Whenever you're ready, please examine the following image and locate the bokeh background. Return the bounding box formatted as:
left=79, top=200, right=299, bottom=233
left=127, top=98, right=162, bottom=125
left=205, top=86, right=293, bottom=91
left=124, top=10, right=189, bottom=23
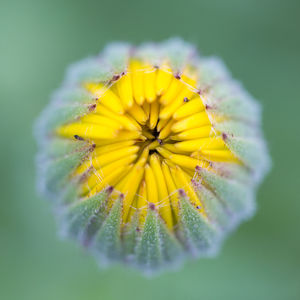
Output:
left=1, top=0, right=299, bottom=299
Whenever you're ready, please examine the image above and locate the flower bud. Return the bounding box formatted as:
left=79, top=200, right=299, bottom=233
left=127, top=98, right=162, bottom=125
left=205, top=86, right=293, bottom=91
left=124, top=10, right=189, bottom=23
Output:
left=35, top=38, right=271, bottom=275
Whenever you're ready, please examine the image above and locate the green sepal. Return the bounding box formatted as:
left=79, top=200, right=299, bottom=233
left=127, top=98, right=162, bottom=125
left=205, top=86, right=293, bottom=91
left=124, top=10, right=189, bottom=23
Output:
left=60, top=191, right=108, bottom=239
left=122, top=210, right=141, bottom=262
left=81, top=194, right=110, bottom=246
left=91, top=196, right=123, bottom=263
left=197, top=167, right=255, bottom=217
left=206, top=91, right=261, bottom=125
left=135, top=208, right=184, bottom=274
left=54, top=178, right=80, bottom=206
left=65, top=57, right=113, bottom=85
left=193, top=182, right=231, bottom=231
left=178, top=195, right=219, bottom=256
left=41, top=138, right=89, bottom=159
left=209, top=161, right=251, bottom=185
left=54, top=88, right=94, bottom=105
left=214, top=120, right=260, bottom=139
left=40, top=102, right=90, bottom=136
left=102, top=42, right=131, bottom=74
left=225, top=135, right=271, bottom=183
left=135, top=43, right=163, bottom=67
left=162, top=38, right=195, bottom=73
left=196, top=57, right=229, bottom=86
left=34, top=88, right=95, bottom=144
left=136, top=209, right=162, bottom=273
left=36, top=139, right=90, bottom=205
left=37, top=149, right=87, bottom=197
left=157, top=219, right=184, bottom=268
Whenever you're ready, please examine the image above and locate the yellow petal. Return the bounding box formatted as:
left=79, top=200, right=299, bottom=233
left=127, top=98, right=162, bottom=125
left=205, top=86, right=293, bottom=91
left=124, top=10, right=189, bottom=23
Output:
left=80, top=154, right=137, bottom=194
left=150, top=154, right=173, bottom=228
left=91, top=145, right=140, bottom=168
left=116, top=130, right=145, bottom=141
left=148, top=140, right=160, bottom=150
left=93, top=140, right=135, bottom=155
left=159, top=84, right=197, bottom=120
left=171, top=111, right=210, bottom=133
left=192, top=149, right=239, bottom=162
left=122, top=165, right=145, bottom=223
left=158, top=119, right=175, bottom=140
left=175, top=136, right=226, bottom=152
left=170, top=125, right=213, bottom=141
left=161, top=162, right=179, bottom=220
left=95, top=104, right=140, bottom=131
left=80, top=114, right=123, bottom=130
left=117, top=73, right=134, bottom=109
left=161, top=143, right=189, bottom=154
left=157, top=118, right=169, bottom=132
left=149, top=100, right=160, bottom=130
left=171, top=166, right=204, bottom=213
left=56, top=123, right=118, bottom=140
left=85, top=83, right=124, bottom=114
left=144, top=66, right=157, bottom=103
left=145, top=164, right=158, bottom=206
left=92, top=131, right=143, bottom=146
left=128, top=102, right=148, bottom=124
left=155, top=66, right=173, bottom=96
left=173, top=96, right=205, bottom=120
left=137, top=180, right=148, bottom=226
left=130, top=60, right=144, bottom=105
left=157, top=147, right=208, bottom=170
left=160, top=77, right=184, bottom=105
left=87, top=164, right=131, bottom=198
left=142, top=101, right=150, bottom=120
left=139, top=146, right=149, bottom=163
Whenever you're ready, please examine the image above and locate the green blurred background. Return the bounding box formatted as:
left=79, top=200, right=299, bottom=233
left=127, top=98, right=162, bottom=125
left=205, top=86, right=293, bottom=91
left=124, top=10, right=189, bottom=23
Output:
left=1, top=0, right=299, bottom=299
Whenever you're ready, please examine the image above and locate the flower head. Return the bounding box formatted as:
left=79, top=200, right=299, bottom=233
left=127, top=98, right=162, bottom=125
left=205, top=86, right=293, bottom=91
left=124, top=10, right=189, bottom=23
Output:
left=35, top=39, right=270, bottom=275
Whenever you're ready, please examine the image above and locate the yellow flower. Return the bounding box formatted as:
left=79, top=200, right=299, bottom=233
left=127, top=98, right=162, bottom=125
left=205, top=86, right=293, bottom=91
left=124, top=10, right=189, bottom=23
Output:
left=35, top=39, right=270, bottom=275
left=57, top=61, right=238, bottom=228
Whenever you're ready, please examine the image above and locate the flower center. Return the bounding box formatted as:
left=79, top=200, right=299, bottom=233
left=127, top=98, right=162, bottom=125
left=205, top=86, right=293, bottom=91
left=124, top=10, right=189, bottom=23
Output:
left=56, top=61, right=238, bottom=229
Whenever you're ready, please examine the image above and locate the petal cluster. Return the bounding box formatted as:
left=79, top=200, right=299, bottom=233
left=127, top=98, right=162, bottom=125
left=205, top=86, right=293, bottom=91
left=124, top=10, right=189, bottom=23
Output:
left=35, top=39, right=270, bottom=275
